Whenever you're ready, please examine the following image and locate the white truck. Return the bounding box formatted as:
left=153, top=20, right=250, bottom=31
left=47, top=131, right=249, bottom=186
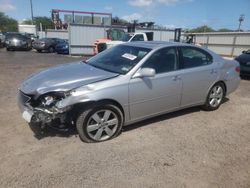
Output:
left=18, top=24, right=38, bottom=41
left=93, top=29, right=153, bottom=54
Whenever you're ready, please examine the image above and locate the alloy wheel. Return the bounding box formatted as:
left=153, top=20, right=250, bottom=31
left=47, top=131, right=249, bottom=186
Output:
left=209, top=85, right=223, bottom=108
left=86, top=110, right=118, bottom=141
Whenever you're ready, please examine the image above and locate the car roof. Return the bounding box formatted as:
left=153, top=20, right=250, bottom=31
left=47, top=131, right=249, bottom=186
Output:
left=121, top=41, right=196, bottom=49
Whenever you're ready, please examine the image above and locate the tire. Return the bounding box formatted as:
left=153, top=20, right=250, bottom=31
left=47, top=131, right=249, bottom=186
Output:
left=76, top=103, right=124, bottom=143
left=203, top=82, right=225, bottom=111
left=37, top=49, right=42, bottom=53
left=6, top=48, right=10, bottom=51
left=48, top=46, right=54, bottom=53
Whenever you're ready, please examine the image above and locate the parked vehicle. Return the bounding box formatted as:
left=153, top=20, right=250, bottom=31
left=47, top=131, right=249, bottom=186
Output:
left=25, top=33, right=38, bottom=42
left=32, top=38, right=66, bottom=53
left=55, top=40, right=69, bottom=54
left=5, top=33, right=32, bottom=51
left=93, top=28, right=153, bottom=54
left=18, top=42, right=240, bottom=142
left=18, top=24, right=37, bottom=37
left=235, top=49, right=250, bottom=76
left=0, top=32, right=5, bottom=47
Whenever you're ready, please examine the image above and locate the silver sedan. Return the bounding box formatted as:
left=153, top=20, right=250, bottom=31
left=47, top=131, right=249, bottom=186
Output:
left=18, top=41, right=240, bottom=142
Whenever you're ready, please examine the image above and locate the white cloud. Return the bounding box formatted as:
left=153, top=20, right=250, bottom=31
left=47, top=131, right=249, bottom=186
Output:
left=0, top=0, right=16, bottom=12
left=128, top=0, right=153, bottom=7
left=104, top=5, right=113, bottom=11
left=122, top=13, right=143, bottom=22
left=128, top=0, right=193, bottom=7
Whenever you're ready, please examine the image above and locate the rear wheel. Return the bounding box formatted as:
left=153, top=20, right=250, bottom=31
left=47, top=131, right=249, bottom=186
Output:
left=203, top=82, right=225, bottom=111
left=76, top=103, right=123, bottom=143
left=37, top=49, right=42, bottom=53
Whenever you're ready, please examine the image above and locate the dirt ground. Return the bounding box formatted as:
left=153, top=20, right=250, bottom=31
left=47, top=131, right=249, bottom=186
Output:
left=0, top=49, right=249, bottom=188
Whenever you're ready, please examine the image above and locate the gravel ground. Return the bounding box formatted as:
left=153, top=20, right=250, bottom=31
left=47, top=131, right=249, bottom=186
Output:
left=0, top=49, right=249, bottom=188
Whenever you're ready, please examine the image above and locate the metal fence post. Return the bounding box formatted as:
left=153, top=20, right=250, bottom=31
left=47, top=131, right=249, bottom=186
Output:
left=69, top=24, right=71, bottom=55
left=231, top=34, right=237, bottom=57
left=206, top=35, right=209, bottom=48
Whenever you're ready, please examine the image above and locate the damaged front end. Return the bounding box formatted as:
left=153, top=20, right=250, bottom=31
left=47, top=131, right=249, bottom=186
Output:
left=18, top=90, right=73, bottom=132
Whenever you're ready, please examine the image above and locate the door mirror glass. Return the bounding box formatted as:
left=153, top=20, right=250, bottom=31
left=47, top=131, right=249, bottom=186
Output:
left=133, top=68, right=155, bottom=78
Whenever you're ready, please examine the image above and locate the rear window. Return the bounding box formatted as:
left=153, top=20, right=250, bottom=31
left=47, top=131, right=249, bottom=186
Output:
left=6, top=34, right=29, bottom=40
left=180, top=47, right=213, bottom=69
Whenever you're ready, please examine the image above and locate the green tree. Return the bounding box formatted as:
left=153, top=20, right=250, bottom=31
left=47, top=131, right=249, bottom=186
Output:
left=112, top=16, right=128, bottom=25
left=189, top=25, right=215, bottom=33
left=217, top=28, right=233, bottom=32
left=22, top=19, right=32, bottom=25
left=0, top=12, right=18, bottom=32
left=22, top=16, right=54, bottom=31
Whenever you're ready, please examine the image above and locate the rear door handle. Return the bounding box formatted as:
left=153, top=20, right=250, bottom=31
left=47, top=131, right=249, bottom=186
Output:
left=211, top=69, right=218, bottom=74
left=172, top=75, right=181, bottom=81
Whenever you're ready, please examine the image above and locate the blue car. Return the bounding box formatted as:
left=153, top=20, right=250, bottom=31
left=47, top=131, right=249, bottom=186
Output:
left=55, top=41, right=69, bottom=54
left=235, top=49, right=250, bottom=76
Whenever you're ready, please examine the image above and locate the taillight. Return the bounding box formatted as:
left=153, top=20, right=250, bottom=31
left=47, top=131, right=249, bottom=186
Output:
left=235, top=66, right=240, bottom=73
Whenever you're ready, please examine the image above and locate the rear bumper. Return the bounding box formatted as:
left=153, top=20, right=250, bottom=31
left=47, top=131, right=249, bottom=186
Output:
left=55, top=48, right=69, bottom=54
left=33, top=45, right=47, bottom=50
left=6, top=43, right=28, bottom=49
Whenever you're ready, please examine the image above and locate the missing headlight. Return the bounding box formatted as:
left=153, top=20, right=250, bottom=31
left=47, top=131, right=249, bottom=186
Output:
left=43, top=96, right=54, bottom=106
left=39, top=92, right=66, bottom=107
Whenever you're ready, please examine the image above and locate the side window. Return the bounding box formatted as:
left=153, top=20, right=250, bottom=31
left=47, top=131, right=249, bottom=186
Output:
left=142, top=48, right=178, bottom=74
left=131, top=34, right=144, bottom=41
left=53, top=38, right=59, bottom=43
left=180, top=47, right=212, bottom=69
left=58, top=39, right=63, bottom=43
left=50, top=38, right=56, bottom=43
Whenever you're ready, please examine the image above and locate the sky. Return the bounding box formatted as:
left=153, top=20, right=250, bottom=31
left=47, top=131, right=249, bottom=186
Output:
left=0, top=0, right=250, bottom=30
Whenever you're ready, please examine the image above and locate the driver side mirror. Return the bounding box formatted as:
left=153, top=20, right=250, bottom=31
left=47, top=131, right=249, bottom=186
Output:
left=242, top=50, right=246, bottom=54
left=133, top=68, right=155, bottom=78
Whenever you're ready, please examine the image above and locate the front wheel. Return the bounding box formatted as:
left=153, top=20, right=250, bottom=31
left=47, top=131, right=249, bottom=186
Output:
left=76, top=103, right=123, bottom=143
left=203, top=82, right=225, bottom=111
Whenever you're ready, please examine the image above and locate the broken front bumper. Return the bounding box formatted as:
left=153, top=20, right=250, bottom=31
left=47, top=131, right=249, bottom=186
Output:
left=17, top=90, right=70, bottom=124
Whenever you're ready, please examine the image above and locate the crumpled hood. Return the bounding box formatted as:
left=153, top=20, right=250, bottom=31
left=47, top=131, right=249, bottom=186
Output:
left=20, top=62, right=118, bottom=95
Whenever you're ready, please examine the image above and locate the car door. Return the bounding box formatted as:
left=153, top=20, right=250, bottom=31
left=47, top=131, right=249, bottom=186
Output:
left=129, top=47, right=182, bottom=121
left=177, top=46, right=218, bottom=107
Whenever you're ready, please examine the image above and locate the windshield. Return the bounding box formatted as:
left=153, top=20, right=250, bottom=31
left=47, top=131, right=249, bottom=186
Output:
left=87, top=45, right=151, bottom=74
left=122, top=34, right=132, bottom=42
